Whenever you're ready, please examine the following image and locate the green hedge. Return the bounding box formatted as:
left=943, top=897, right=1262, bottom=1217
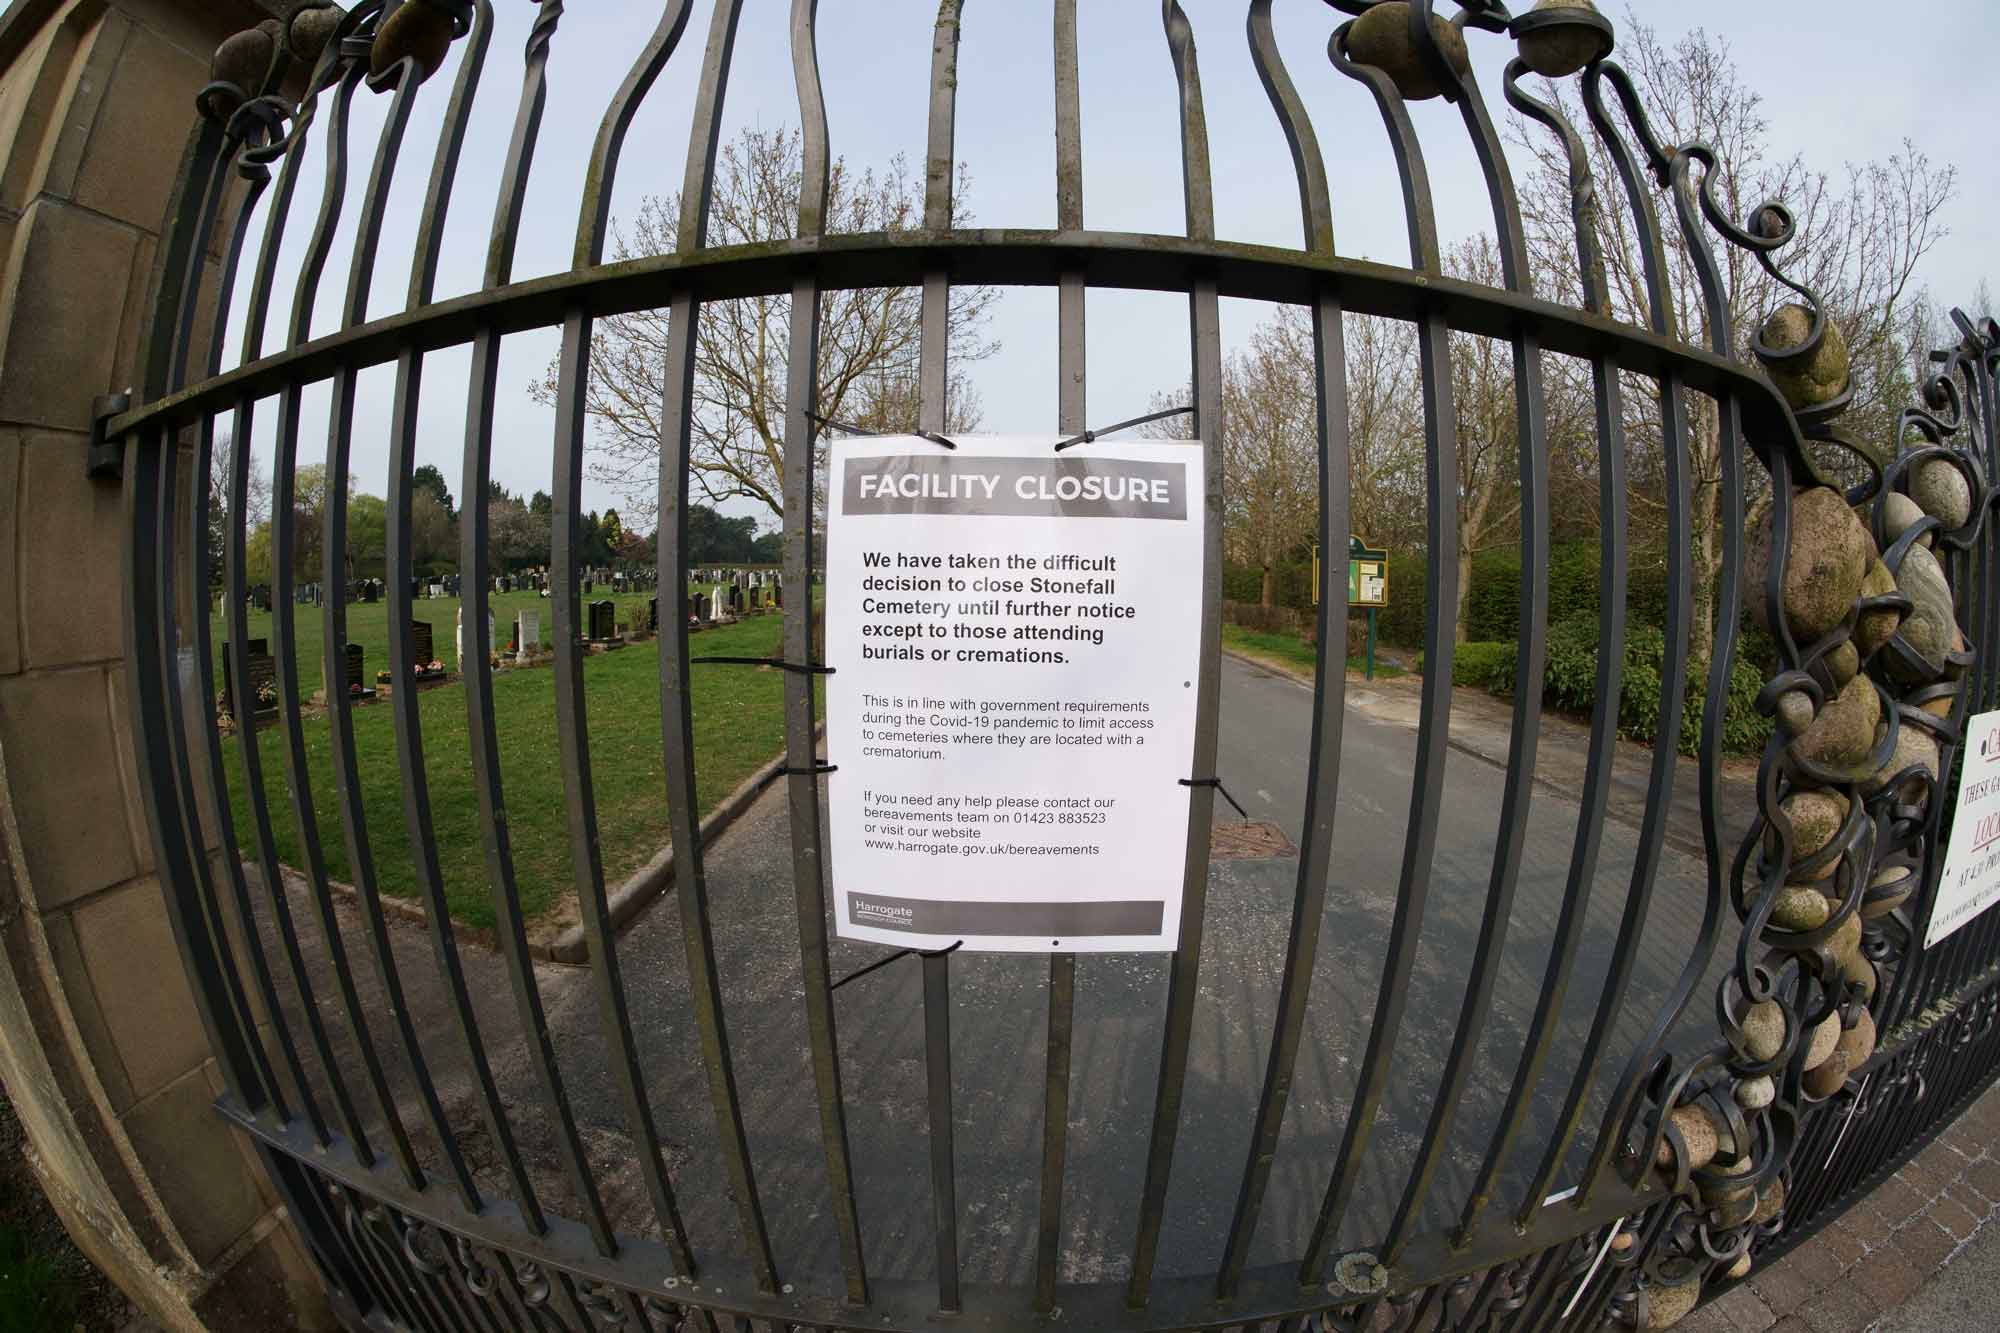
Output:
left=1538, top=612, right=1771, bottom=756
left=1222, top=559, right=1316, bottom=611
left=1378, top=540, right=1675, bottom=652
left=1463, top=542, right=1673, bottom=643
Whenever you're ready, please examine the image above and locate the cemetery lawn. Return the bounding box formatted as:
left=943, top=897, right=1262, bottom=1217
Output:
left=218, top=609, right=805, bottom=933
left=210, top=587, right=702, bottom=687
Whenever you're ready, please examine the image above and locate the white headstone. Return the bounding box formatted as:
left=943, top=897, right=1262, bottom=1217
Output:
left=516, top=610, right=540, bottom=661
left=457, top=606, right=495, bottom=663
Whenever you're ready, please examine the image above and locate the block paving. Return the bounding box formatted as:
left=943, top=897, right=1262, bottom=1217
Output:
left=1678, top=1077, right=2000, bottom=1333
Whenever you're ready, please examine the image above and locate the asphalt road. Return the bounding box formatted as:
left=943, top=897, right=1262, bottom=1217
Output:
left=254, top=651, right=1746, bottom=1304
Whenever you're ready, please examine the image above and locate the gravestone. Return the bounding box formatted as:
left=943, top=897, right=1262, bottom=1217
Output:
left=731, top=584, right=745, bottom=615
left=344, top=643, right=375, bottom=701
left=221, top=640, right=278, bottom=719
left=696, top=592, right=712, bottom=625
left=648, top=597, right=659, bottom=632
left=588, top=600, right=619, bottom=643
left=516, top=610, right=540, bottom=662
left=411, top=620, right=444, bottom=679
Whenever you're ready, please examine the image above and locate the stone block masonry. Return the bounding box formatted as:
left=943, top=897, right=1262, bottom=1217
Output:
left=0, top=0, right=332, bottom=1328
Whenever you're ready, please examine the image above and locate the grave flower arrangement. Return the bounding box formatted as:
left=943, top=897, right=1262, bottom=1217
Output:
left=254, top=682, right=278, bottom=708
left=375, top=669, right=392, bottom=685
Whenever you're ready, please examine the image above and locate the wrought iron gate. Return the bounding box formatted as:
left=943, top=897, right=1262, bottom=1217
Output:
left=107, top=0, right=2000, bottom=1329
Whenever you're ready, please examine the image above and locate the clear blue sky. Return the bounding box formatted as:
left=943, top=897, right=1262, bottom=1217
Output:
left=231, top=1, right=2000, bottom=533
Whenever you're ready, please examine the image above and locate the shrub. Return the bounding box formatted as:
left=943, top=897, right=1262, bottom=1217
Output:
left=1536, top=611, right=1772, bottom=756
left=1452, top=641, right=1518, bottom=692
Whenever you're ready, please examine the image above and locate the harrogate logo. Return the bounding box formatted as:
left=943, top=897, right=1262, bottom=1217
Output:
left=852, top=897, right=915, bottom=925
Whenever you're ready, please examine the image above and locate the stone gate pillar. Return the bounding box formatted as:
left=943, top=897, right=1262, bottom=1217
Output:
left=0, top=1, right=331, bottom=1327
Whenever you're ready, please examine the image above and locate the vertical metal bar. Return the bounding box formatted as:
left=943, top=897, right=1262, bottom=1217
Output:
left=383, top=0, right=549, bottom=1231
left=267, top=60, right=423, bottom=1186
left=459, top=0, right=621, bottom=1255
left=1382, top=43, right=1552, bottom=1264
left=1218, top=3, right=1349, bottom=1296
left=548, top=0, right=700, bottom=1279
left=140, top=126, right=278, bottom=1131
left=1036, top=945, right=1075, bottom=1314
left=1551, top=80, right=1742, bottom=1216
left=170, top=121, right=293, bottom=1128
left=262, top=61, right=380, bottom=1161
left=915, top=3, right=963, bottom=1312
left=922, top=951, right=960, bottom=1314
left=320, top=56, right=483, bottom=1209
left=162, top=417, right=279, bottom=1114
left=1582, top=396, right=1737, bottom=1209
left=780, top=0, right=869, bottom=1306
left=652, top=0, right=781, bottom=1293
left=1300, top=20, right=1461, bottom=1281
left=122, top=409, right=270, bottom=1108
left=226, top=397, right=336, bottom=1147
left=163, top=122, right=235, bottom=397
left=1038, top=3, right=1083, bottom=1310
left=219, top=33, right=359, bottom=1155
left=1129, top=1, right=1226, bottom=1307
left=1523, top=374, right=1689, bottom=1219
left=1456, top=61, right=1666, bottom=1240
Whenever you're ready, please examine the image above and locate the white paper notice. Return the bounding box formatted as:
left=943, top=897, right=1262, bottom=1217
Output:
left=1927, top=710, right=2000, bottom=948
left=825, top=435, right=1205, bottom=953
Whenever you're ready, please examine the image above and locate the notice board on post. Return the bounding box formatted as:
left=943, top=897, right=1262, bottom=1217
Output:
left=824, top=435, right=1205, bottom=953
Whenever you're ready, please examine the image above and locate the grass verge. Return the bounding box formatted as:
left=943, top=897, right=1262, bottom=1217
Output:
left=1220, top=624, right=1405, bottom=680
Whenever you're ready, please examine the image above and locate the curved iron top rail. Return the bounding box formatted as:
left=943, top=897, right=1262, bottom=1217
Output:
left=112, top=228, right=1812, bottom=469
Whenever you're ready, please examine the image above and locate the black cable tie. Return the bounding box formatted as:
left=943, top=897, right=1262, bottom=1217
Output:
left=1054, top=404, right=1195, bottom=452
left=829, top=939, right=964, bottom=991
left=805, top=410, right=957, bottom=450
left=805, top=409, right=877, bottom=437
left=1181, top=776, right=1249, bottom=819
left=780, top=762, right=838, bottom=777
left=690, top=655, right=835, bottom=675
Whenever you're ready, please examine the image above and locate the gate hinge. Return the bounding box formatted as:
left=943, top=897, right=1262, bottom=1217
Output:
left=87, top=392, right=130, bottom=483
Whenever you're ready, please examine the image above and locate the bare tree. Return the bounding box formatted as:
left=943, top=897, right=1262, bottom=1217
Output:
left=1217, top=308, right=1320, bottom=605
left=1509, top=9, right=1956, bottom=663
left=206, top=430, right=270, bottom=588
left=537, top=126, right=1000, bottom=527
left=1446, top=237, right=1526, bottom=643
left=1345, top=313, right=1426, bottom=551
